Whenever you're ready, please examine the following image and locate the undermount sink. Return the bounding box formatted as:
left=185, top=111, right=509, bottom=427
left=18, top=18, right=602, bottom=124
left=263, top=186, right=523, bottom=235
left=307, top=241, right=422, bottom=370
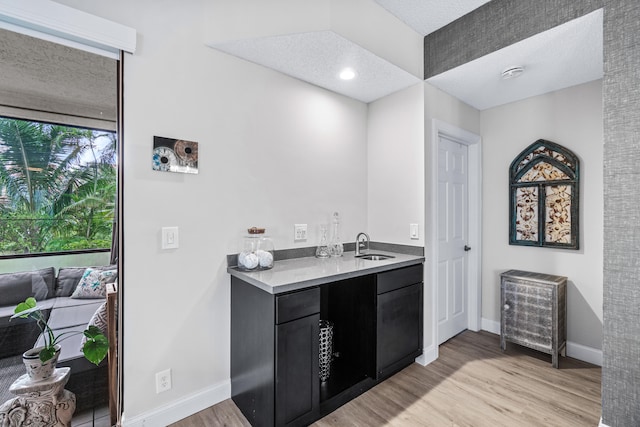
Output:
left=356, top=254, right=395, bottom=261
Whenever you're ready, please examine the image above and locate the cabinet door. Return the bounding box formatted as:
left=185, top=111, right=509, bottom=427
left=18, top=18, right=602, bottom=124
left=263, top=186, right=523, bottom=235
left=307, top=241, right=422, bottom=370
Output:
left=501, top=279, right=553, bottom=350
left=275, top=313, right=320, bottom=426
left=376, top=283, right=423, bottom=379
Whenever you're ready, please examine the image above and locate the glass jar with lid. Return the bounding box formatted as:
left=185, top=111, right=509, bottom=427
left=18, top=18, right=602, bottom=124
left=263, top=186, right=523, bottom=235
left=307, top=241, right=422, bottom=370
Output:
left=238, top=227, right=275, bottom=271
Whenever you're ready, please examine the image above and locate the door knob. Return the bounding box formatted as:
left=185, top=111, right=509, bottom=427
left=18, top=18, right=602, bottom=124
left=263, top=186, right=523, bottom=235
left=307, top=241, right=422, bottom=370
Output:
left=464, top=245, right=471, bottom=252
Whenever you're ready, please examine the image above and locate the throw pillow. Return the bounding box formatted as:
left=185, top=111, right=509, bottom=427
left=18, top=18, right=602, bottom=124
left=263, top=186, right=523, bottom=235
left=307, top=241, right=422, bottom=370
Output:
left=70, top=268, right=118, bottom=299
left=80, top=302, right=108, bottom=349
left=56, top=265, right=117, bottom=297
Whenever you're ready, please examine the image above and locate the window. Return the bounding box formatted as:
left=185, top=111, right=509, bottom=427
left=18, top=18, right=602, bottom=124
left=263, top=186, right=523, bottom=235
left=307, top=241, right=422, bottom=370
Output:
left=0, top=118, right=116, bottom=255
left=509, top=139, right=579, bottom=249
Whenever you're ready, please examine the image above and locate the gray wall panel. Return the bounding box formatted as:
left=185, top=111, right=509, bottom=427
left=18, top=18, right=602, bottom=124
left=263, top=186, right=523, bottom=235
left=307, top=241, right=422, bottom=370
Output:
left=424, top=0, right=640, bottom=425
left=424, top=0, right=602, bottom=79
left=603, top=0, right=640, bottom=425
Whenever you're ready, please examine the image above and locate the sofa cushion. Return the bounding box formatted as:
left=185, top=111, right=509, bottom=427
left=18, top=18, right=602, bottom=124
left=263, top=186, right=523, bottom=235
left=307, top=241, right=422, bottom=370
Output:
left=56, top=267, right=88, bottom=297
left=0, top=267, right=55, bottom=306
left=46, top=298, right=104, bottom=330
left=56, top=265, right=117, bottom=297
left=0, top=278, right=30, bottom=307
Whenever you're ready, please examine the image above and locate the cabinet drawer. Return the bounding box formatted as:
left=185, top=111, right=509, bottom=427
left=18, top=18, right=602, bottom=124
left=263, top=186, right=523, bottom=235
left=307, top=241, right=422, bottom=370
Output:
left=377, top=264, right=423, bottom=294
left=276, top=287, right=320, bottom=324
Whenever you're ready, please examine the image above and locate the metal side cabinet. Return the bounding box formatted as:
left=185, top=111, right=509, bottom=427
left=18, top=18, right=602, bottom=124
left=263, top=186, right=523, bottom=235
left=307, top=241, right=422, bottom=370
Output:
left=500, top=270, right=567, bottom=368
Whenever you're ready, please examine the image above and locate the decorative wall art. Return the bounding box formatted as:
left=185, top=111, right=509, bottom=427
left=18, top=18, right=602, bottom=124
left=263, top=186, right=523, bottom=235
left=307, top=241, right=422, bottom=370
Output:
left=152, top=136, right=198, bottom=174
left=509, top=139, right=579, bottom=249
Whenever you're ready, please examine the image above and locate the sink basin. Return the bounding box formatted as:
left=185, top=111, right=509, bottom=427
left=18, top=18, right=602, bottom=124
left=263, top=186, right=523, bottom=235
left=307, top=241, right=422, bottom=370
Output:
left=356, top=254, right=395, bottom=261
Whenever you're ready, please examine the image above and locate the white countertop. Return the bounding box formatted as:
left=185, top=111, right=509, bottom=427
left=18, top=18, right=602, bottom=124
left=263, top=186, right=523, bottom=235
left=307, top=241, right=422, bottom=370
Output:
left=227, top=250, right=424, bottom=294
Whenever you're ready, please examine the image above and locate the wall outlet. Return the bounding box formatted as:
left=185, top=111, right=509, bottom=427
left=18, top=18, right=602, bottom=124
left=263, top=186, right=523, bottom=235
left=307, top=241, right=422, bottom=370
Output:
left=294, top=224, right=307, bottom=241
left=410, top=223, right=419, bottom=240
left=155, top=368, right=172, bottom=393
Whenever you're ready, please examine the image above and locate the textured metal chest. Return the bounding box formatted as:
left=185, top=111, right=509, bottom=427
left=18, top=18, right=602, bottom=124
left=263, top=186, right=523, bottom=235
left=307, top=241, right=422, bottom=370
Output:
left=500, top=270, right=567, bottom=368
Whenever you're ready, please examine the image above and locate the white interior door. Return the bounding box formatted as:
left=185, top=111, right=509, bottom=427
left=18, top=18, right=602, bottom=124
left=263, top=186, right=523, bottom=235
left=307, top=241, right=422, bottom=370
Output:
left=437, top=135, right=469, bottom=344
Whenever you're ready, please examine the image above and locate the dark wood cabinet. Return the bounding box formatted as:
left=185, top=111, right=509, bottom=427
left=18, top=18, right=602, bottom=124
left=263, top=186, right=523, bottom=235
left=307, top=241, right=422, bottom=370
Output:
left=231, top=278, right=320, bottom=427
left=231, top=262, right=423, bottom=427
left=376, top=264, right=423, bottom=379
left=275, top=313, right=320, bottom=426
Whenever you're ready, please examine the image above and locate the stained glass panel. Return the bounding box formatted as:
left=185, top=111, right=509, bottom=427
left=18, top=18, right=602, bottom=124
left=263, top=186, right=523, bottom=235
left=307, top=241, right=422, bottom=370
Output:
left=516, top=187, right=539, bottom=242
left=515, top=145, right=573, bottom=173
left=545, top=185, right=572, bottom=244
left=518, top=162, right=570, bottom=182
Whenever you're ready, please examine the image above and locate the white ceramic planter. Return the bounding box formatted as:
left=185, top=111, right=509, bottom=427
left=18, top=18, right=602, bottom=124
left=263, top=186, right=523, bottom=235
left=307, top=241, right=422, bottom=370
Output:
left=22, top=345, right=61, bottom=381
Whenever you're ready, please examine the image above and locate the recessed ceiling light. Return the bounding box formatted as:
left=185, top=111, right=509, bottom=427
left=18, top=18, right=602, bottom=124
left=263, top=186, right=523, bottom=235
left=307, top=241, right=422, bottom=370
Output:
left=339, top=68, right=356, bottom=80
left=501, top=66, right=525, bottom=80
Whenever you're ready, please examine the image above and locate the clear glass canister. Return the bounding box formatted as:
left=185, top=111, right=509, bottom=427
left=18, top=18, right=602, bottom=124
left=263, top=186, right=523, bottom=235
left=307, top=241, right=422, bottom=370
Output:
left=238, top=227, right=274, bottom=271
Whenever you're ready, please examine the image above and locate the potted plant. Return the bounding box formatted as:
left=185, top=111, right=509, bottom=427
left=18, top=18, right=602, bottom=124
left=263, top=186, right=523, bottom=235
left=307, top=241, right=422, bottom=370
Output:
left=11, top=297, right=109, bottom=381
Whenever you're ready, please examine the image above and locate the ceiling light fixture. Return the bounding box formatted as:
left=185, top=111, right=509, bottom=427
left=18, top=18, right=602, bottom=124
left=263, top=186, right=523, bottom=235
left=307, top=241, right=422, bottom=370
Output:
left=501, top=66, right=525, bottom=80
left=339, top=68, right=356, bottom=80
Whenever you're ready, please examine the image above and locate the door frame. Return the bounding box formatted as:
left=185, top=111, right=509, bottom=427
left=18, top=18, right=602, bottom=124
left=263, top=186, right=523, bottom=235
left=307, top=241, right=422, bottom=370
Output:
left=418, top=119, right=481, bottom=365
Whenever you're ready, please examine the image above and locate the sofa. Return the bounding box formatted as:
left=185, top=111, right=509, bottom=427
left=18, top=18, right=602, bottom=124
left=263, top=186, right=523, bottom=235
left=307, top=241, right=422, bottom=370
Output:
left=0, top=265, right=116, bottom=411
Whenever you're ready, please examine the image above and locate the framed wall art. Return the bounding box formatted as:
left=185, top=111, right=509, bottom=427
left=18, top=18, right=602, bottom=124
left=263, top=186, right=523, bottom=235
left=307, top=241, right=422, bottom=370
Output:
left=152, top=136, right=198, bottom=174
left=509, top=139, right=579, bottom=249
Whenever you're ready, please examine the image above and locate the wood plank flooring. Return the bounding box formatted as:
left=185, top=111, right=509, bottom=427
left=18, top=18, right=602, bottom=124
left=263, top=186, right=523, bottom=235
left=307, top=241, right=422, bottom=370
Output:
left=170, top=331, right=601, bottom=427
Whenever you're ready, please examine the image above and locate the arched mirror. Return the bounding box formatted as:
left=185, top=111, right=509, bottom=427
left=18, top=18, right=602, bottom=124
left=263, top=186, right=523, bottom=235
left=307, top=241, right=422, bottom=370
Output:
left=509, top=139, right=580, bottom=249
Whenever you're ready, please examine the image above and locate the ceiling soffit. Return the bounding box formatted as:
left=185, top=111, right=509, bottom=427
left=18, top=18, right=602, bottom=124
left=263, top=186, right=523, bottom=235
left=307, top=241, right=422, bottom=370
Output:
left=207, top=0, right=423, bottom=103
left=211, top=31, right=420, bottom=104
left=425, top=9, right=603, bottom=111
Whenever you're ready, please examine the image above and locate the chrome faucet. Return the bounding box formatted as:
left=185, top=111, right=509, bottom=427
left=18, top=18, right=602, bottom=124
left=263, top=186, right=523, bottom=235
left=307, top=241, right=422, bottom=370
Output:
left=355, top=232, right=370, bottom=257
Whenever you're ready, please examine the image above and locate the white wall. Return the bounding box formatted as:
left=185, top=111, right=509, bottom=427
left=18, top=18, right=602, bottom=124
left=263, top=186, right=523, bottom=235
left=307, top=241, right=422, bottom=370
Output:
left=55, top=0, right=368, bottom=422
left=367, top=83, right=424, bottom=245
left=423, top=83, right=481, bottom=360
left=480, top=80, right=603, bottom=352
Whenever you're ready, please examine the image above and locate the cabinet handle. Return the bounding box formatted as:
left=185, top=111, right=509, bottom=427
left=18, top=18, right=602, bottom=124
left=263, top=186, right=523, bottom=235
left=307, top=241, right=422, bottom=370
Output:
left=504, top=304, right=510, bottom=310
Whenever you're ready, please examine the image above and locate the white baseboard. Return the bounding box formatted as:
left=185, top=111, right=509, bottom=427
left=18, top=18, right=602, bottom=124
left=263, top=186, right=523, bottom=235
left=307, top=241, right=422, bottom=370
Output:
left=415, top=344, right=438, bottom=366
left=481, top=318, right=602, bottom=366
left=566, top=341, right=602, bottom=366
left=121, top=380, right=230, bottom=427
left=599, top=417, right=610, bottom=427
left=481, top=318, right=500, bottom=335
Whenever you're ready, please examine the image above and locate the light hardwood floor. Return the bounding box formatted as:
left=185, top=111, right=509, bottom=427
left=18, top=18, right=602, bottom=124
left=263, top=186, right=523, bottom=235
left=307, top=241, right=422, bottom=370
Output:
left=171, top=331, right=601, bottom=427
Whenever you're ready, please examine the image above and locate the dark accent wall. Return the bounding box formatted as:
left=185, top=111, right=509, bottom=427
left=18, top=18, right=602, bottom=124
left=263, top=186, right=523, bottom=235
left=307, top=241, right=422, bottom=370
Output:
left=423, top=0, right=602, bottom=79
left=423, top=1, right=640, bottom=426
left=602, top=1, right=640, bottom=426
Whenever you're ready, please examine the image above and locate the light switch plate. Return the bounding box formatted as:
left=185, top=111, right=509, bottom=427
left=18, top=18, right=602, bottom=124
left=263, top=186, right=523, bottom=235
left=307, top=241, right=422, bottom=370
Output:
left=162, top=226, right=179, bottom=249
left=410, top=223, right=419, bottom=240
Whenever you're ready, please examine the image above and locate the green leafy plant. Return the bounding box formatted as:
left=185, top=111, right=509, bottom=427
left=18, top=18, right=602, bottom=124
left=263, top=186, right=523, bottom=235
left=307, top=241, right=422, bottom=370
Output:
left=11, top=297, right=108, bottom=365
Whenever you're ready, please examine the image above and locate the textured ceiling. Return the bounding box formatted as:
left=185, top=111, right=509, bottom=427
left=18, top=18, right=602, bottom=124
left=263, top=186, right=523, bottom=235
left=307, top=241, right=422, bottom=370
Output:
left=0, top=28, right=116, bottom=126
left=374, top=0, right=492, bottom=36
left=426, top=9, right=603, bottom=110
left=211, top=2, right=602, bottom=107
left=210, top=31, right=420, bottom=103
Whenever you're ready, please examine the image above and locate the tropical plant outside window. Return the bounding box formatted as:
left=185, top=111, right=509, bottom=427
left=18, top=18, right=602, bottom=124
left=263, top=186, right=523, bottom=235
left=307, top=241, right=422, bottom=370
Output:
left=0, top=117, right=116, bottom=255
